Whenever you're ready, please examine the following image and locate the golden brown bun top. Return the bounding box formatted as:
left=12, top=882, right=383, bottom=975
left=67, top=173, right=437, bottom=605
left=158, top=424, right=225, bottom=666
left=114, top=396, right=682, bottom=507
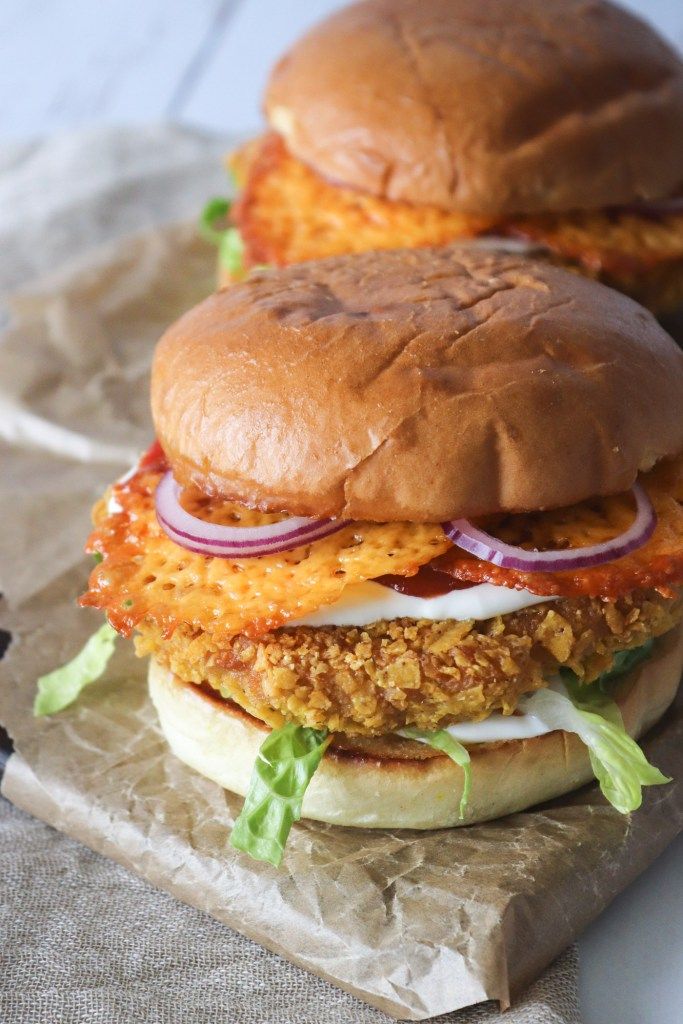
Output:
left=264, top=0, right=683, bottom=215
left=151, top=245, right=683, bottom=522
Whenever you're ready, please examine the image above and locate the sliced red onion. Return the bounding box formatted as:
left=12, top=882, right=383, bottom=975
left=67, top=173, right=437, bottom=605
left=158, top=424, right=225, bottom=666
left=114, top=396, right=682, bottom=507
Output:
left=154, top=471, right=347, bottom=558
left=466, top=236, right=548, bottom=255
left=443, top=483, right=656, bottom=573
left=619, top=197, right=683, bottom=216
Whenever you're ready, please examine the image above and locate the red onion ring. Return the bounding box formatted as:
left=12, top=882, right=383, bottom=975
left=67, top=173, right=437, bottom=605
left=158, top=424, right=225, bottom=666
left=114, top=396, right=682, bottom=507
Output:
left=443, top=484, right=656, bottom=573
left=618, top=197, right=683, bottom=216
left=155, top=471, right=347, bottom=558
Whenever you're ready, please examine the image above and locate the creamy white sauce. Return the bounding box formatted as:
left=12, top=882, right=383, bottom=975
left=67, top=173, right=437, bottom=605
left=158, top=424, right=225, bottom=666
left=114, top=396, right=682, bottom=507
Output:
left=294, top=580, right=551, bottom=627
left=106, top=460, right=139, bottom=514
left=441, top=707, right=550, bottom=744
left=402, top=682, right=570, bottom=746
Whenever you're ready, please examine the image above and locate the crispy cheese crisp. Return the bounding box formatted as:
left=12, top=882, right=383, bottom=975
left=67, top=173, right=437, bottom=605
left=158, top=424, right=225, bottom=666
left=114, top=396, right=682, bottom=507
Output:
left=510, top=207, right=683, bottom=276
left=231, top=135, right=683, bottom=310
left=435, top=453, right=683, bottom=599
left=80, top=456, right=450, bottom=640
left=81, top=444, right=683, bottom=638
left=231, top=133, right=495, bottom=267
left=509, top=207, right=683, bottom=311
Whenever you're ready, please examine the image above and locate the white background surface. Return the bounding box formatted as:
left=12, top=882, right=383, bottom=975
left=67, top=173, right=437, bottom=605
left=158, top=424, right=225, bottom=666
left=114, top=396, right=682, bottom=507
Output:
left=1, top=3, right=682, bottom=1022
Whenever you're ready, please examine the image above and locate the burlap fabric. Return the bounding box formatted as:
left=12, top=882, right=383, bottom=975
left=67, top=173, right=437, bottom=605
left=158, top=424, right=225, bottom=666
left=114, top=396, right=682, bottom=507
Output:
left=0, top=797, right=579, bottom=1024
left=0, top=125, right=580, bottom=1022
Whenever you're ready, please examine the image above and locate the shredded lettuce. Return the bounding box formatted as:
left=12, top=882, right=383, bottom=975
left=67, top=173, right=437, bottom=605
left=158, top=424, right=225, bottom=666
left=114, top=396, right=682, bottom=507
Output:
left=519, top=680, right=669, bottom=814
left=34, top=622, right=118, bottom=716
left=399, top=644, right=663, bottom=817
left=593, top=640, right=654, bottom=692
left=400, top=728, right=471, bottom=818
left=218, top=225, right=245, bottom=277
left=198, top=197, right=245, bottom=276
left=230, top=723, right=330, bottom=866
left=198, top=196, right=230, bottom=245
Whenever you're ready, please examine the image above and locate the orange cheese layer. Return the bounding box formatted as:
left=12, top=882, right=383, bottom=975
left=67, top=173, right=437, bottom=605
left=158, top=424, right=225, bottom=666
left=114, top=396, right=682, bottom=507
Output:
left=80, top=451, right=449, bottom=640
left=230, top=133, right=496, bottom=267
left=436, top=454, right=683, bottom=599
left=230, top=134, right=683, bottom=281
left=81, top=445, right=683, bottom=639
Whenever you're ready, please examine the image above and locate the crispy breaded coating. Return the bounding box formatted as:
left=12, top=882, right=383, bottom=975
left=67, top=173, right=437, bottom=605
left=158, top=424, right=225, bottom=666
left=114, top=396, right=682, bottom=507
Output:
left=136, top=589, right=682, bottom=735
left=230, top=135, right=683, bottom=312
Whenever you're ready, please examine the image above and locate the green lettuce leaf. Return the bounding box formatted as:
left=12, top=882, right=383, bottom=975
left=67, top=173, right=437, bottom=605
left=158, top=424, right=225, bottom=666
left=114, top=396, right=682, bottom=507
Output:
left=34, top=622, right=118, bottom=716
left=596, top=640, right=655, bottom=692
left=198, top=197, right=245, bottom=275
left=218, top=226, right=245, bottom=276
left=560, top=639, right=655, bottom=698
left=559, top=672, right=620, bottom=723
left=230, top=723, right=330, bottom=866
left=519, top=683, right=669, bottom=813
left=198, top=196, right=231, bottom=245
left=400, top=727, right=472, bottom=818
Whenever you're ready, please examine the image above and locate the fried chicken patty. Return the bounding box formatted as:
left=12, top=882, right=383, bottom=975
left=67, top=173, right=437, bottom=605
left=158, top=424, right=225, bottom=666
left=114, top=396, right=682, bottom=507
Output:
left=229, top=135, right=683, bottom=312
left=135, top=589, right=682, bottom=736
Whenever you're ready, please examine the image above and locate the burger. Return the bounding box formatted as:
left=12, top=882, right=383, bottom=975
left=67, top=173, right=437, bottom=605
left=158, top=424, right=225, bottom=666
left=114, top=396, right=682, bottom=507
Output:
left=36, top=246, right=683, bottom=867
left=202, top=0, right=683, bottom=316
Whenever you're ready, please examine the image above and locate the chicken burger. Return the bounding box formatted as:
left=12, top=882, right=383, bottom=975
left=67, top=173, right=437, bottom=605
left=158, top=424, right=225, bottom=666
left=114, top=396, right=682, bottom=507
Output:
left=39, top=246, right=683, bottom=866
left=204, top=0, right=683, bottom=316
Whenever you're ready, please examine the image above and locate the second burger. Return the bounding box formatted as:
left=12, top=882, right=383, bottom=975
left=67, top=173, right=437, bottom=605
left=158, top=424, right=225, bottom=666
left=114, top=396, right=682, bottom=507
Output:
left=208, top=0, right=683, bottom=315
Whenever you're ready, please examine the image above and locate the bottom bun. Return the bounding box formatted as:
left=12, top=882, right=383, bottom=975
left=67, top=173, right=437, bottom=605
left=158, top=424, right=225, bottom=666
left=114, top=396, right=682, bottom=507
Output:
left=148, top=625, right=683, bottom=829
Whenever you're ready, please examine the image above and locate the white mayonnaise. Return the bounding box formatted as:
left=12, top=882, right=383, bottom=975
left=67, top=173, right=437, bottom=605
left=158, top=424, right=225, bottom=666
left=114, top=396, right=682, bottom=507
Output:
left=106, top=460, right=141, bottom=514
left=293, top=580, right=551, bottom=628
left=403, top=682, right=573, bottom=746
left=440, top=708, right=551, bottom=744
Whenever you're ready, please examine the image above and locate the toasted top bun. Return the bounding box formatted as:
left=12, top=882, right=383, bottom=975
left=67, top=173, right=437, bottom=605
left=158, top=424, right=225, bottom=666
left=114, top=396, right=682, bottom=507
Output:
left=148, top=623, right=683, bottom=830
left=264, top=0, right=683, bottom=216
left=152, top=246, right=683, bottom=522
